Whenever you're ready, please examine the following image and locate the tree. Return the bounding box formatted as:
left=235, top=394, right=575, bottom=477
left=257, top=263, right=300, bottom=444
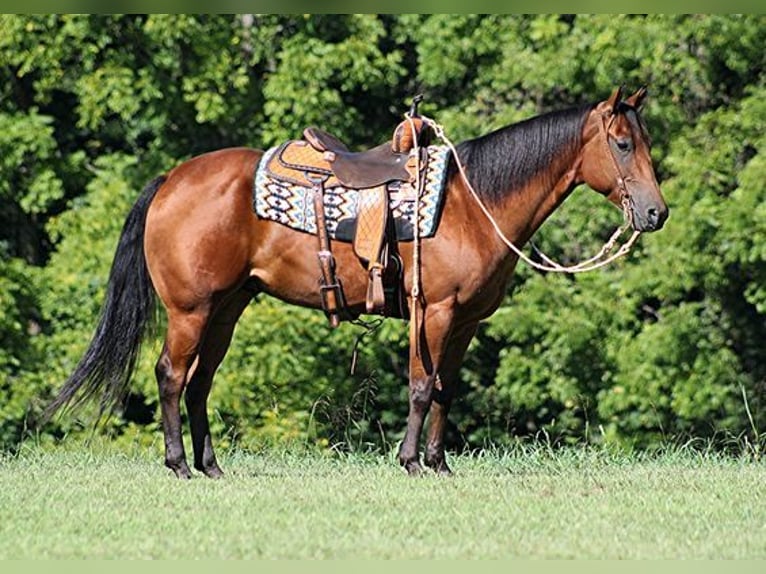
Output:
left=1, top=14, right=764, bottom=453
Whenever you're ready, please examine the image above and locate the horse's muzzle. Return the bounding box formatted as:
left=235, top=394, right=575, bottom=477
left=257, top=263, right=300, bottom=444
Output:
left=632, top=202, right=668, bottom=232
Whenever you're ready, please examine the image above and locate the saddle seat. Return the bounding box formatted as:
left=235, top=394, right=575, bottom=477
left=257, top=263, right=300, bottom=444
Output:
left=303, top=127, right=412, bottom=189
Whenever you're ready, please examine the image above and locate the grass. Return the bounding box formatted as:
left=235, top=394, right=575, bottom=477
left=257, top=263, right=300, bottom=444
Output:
left=1, top=443, right=764, bottom=559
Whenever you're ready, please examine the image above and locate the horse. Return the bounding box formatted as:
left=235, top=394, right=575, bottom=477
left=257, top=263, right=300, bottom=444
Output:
left=45, top=86, right=668, bottom=478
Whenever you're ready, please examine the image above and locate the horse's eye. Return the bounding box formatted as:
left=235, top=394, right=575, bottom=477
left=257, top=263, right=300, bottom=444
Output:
left=615, top=138, right=632, bottom=153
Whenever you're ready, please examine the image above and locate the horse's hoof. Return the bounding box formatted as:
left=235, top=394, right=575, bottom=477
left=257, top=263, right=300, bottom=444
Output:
left=426, top=462, right=453, bottom=476
left=202, top=465, right=224, bottom=479
left=404, top=460, right=425, bottom=476
left=426, top=465, right=453, bottom=476
left=171, top=466, right=193, bottom=479
left=435, top=465, right=453, bottom=477
left=424, top=455, right=453, bottom=476
left=166, top=460, right=193, bottom=479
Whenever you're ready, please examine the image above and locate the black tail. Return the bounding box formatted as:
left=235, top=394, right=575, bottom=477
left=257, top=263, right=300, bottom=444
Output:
left=44, top=175, right=166, bottom=421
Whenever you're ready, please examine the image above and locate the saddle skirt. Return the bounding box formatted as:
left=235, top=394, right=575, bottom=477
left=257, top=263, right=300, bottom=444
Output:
left=253, top=144, right=451, bottom=242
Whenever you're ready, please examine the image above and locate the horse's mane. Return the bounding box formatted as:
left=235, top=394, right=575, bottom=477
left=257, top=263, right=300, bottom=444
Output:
left=453, top=103, right=594, bottom=203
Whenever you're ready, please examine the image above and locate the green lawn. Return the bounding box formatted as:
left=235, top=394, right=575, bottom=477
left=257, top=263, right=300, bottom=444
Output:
left=1, top=445, right=764, bottom=559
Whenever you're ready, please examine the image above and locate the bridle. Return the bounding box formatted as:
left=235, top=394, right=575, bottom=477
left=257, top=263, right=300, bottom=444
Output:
left=597, top=105, right=637, bottom=227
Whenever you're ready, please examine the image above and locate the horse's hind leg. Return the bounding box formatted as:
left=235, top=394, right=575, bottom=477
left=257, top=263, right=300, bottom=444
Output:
left=185, top=289, right=253, bottom=478
left=155, top=309, right=210, bottom=479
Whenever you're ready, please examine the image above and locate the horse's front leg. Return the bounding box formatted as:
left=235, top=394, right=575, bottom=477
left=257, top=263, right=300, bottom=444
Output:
left=398, top=301, right=454, bottom=476
left=424, top=322, right=479, bottom=475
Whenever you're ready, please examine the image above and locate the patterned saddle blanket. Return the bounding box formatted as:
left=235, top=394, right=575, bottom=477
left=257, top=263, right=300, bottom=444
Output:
left=253, top=144, right=451, bottom=242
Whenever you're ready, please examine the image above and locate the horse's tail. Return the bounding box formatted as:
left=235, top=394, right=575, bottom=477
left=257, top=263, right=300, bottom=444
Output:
left=43, top=175, right=166, bottom=422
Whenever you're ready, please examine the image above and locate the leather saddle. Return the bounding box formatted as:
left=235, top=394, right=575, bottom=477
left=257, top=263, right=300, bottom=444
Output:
left=265, top=120, right=427, bottom=190
left=303, top=128, right=412, bottom=189
left=263, top=101, right=432, bottom=327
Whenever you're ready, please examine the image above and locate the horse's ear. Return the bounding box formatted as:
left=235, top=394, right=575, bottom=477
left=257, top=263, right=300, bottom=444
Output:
left=625, top=86, right=648, bottom=110
left=604, top=86, right=623, bottom=115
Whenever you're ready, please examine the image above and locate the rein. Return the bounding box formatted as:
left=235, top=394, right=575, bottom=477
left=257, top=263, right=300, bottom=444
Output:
left=415, top=113, right=641, bottom=275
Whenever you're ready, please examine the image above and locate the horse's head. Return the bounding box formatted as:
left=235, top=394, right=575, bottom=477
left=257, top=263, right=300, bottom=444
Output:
left=580, top=86, right=668, bottom=232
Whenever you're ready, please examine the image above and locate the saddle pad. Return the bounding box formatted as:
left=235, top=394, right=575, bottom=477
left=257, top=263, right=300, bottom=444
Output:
left=253, top=145, right=451, bottom=241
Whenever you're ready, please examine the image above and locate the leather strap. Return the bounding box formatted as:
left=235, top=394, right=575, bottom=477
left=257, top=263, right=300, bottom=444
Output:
left=310, top=177, right=343, bottom=328
left=366, top=262, right=386, bottom=314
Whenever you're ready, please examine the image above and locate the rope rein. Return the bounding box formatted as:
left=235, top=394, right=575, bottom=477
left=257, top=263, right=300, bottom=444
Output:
left=410, top=113, right=641, bottom=275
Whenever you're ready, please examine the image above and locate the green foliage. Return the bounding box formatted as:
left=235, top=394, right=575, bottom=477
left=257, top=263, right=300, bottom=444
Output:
left=1, top=15, right=765, bottom=454
left=0, top=110, right=63, bottom=215
left=0, top=257, right=42, bottom=446
left=599, top=302, right=744, bottom=446
left=467, top=273, right=629, bottom=444
left=0, top=109, right=65, bottom=263
left=260, top=15, right=405, bottom=146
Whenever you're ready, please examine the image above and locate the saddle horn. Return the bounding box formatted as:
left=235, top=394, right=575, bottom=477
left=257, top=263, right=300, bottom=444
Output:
left=409, top=94, right=424, bottom=118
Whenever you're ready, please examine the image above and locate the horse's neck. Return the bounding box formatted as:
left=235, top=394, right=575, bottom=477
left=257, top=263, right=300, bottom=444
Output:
left=493, top=155, right=581, bottom=246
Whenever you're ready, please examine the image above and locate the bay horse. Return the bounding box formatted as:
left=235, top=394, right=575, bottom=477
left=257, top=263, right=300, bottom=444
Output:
left=46, top=86, right=668, bottom=478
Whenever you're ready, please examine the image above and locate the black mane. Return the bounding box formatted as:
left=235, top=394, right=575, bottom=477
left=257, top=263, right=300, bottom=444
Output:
left=453, top=103, right=594, bottom=203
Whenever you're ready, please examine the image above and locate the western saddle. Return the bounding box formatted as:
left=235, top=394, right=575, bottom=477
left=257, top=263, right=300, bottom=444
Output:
left=263, top=96, right=432, bottom=327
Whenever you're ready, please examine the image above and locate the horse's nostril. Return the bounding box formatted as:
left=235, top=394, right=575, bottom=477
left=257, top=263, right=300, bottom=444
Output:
left=644, top=205, right=668, bottom=231
left=647, top=207, right=659, bottom=226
